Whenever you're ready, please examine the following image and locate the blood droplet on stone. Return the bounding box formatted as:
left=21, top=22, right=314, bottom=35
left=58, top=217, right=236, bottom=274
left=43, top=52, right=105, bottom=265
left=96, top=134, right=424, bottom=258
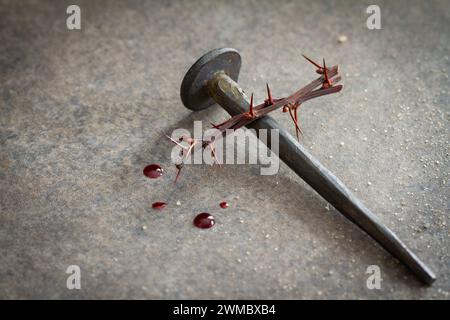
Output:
left=152, top=202, right=167, bottom=210
left=193, top=213, right=215, bottom=229
left=143, top=164, right=164, bottom=179
left=219, top=201, right=228, bottom=209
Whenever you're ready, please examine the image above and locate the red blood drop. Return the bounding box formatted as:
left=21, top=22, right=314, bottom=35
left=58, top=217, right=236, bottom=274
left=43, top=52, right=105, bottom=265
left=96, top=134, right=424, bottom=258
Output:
left=143, top=164, right=164, bottom=179
left=193, top=213, right=215, bottom=229
left=219, top=201, right=228, bottom=209
left=152, top=202, right=167, bottom=210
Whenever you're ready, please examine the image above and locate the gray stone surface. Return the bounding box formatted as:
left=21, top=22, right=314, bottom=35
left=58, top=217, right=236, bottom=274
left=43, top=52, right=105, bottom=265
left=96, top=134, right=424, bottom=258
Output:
left=0, top=0, right=449, bottom=299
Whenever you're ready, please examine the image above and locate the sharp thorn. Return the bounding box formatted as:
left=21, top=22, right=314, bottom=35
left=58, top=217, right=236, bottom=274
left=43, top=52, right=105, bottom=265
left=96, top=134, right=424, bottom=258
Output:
left=209, top=144, right=222, bottom=167
left=294, top=106, right=303, bottom=136
left=287, top=106, right=302, bottom=141
left=302, top=54, right=323, bottom=70
left=266, top=83, right=273, bottom=105
left=210, top=122, right=220, bottom=129
left=166, top=135, right=188, bottom=149
left=323, top=58, right=331, bottom=86
left=293, top=108, right=300, bottom=140
left=184, top=143, right=194, bottom=161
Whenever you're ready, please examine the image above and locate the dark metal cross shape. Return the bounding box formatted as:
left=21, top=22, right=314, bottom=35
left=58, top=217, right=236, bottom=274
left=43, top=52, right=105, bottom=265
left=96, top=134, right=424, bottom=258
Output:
left=179, top=48, right=435, bottom=285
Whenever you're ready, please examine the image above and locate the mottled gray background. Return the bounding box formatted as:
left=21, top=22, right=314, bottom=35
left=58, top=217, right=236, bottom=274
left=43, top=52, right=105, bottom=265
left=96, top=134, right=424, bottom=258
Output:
left=0, top=0, right=449, bottom=299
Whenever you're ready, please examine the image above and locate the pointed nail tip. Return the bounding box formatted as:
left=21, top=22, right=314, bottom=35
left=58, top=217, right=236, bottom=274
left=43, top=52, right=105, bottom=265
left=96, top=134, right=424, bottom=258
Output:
left=421, top=272, right=436, bottom=286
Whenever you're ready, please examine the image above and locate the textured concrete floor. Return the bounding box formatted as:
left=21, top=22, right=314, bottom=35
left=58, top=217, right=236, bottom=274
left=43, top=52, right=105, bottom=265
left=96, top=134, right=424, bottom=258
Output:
left=0, top=0, right=449, bottom=299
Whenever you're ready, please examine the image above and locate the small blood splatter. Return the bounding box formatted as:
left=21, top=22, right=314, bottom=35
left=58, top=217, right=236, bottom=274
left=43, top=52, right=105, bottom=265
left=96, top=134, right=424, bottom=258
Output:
left=143, top=164, right=164, bottom=179
left=193, top=213, right=215, bottom=229
left=219, top=201, right=229, bottom=209
left=152, top=202, right=167, bottom=210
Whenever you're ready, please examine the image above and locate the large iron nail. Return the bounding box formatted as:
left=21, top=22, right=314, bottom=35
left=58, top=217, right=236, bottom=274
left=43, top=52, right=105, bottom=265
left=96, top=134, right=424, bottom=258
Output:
left=180, top=48, right=436, bottom=285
